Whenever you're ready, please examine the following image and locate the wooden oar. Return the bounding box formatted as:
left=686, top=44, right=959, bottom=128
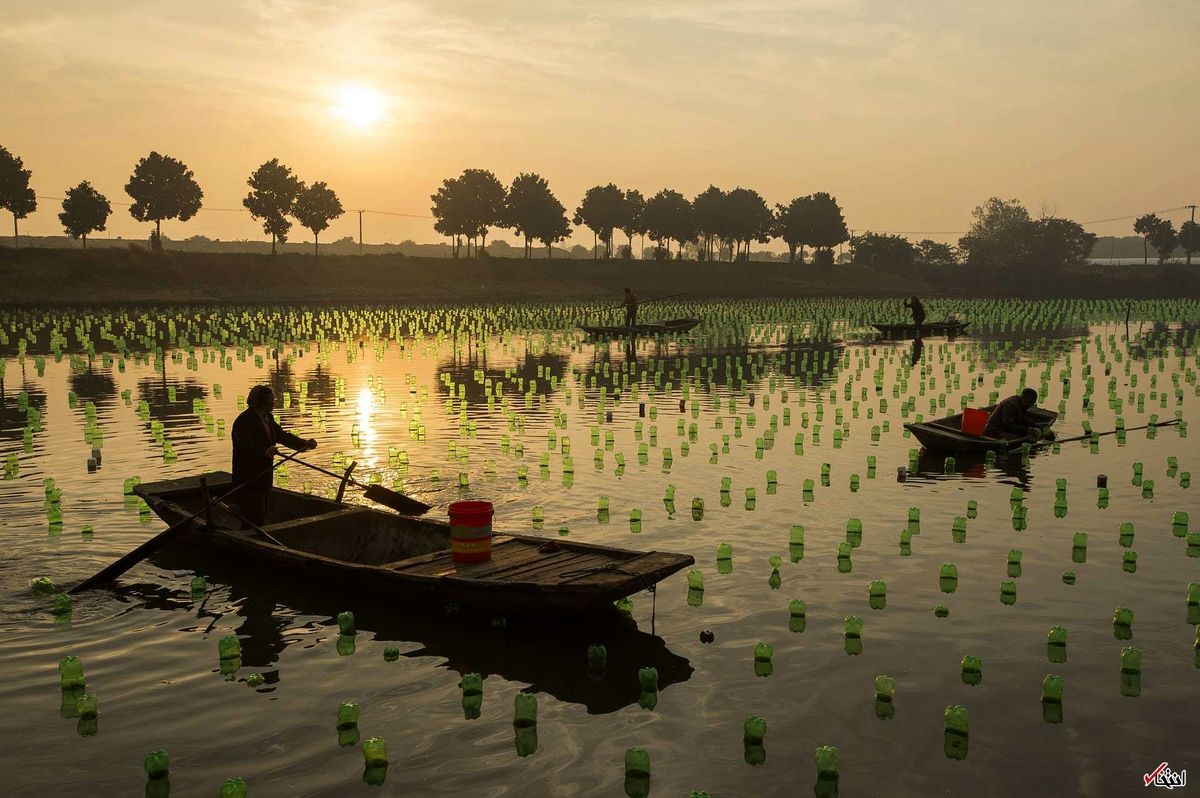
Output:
left=289, top=456, right=431, bottom=515
left=69, top=453, right=299, bottom=594
left=1040, top=418, right=1181, bottom=447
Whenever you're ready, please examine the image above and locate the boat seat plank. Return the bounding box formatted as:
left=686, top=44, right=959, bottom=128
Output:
left=422, top=544, right=570, bottom=579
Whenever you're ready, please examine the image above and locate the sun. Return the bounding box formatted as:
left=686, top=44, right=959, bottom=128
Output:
left=330, top=85, right=388, bottom=130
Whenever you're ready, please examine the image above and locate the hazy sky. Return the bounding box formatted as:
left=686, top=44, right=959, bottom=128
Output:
left=3, top=0, right=1197, bottom=248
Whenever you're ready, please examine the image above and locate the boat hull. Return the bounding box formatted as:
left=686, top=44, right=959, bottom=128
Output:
left=578, top=318, right=700, bottom=337
left=873, top=322, right=968, bottom=338
left=905, top=406, right=1059, bottom=454
left=134, top=474, right=693, bottom=619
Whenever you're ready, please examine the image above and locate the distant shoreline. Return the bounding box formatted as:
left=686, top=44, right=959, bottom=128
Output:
left=0, top=247, right=1196, bottom=307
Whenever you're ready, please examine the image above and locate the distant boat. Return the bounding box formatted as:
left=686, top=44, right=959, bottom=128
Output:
left=905, top=405, right=1059, bottom=454
left=135, top=473, right=694, bottom=619
left=578, top=318, right=701, bottom=337
left=873, top=321, right=969, bottom=337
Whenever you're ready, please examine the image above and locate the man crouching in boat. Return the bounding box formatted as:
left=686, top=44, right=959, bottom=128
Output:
left=984, top=388, right=1055, bottom=440
left=232, top=385, right=317, bottom=526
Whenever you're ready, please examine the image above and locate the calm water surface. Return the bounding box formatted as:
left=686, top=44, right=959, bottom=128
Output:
left=0, top=299, right=1197, bottom=797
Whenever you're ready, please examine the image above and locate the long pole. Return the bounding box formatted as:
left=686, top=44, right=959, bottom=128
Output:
left=1188, top=204, right=1196, bottom=266
left=358, top=210, right=363, bottom=255
left=1043, top=419, right=1180, bottom=447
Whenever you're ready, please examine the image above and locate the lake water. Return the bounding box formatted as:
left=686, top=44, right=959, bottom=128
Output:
left=0, top=299, right=1197, bottom=797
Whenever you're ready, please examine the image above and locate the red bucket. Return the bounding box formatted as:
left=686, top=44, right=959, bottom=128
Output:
left=962, top=408, right=989, bottom=437
left=448, top=501, right=494, bottom=563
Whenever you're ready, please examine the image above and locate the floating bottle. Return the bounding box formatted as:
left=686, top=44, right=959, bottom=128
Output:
left=144, top=749, right=170, bottom=780
left=362, top=736, right=388, bottom=767
left=337, top=611, right=356, bottom=636
left=934, top=605, right=949, bottom=617
left=939, top=563, right=958, bottom=593
left=961, top=656, right=982, bottom=685
left=513, top=692, right=538, bottom=727
left=59, top=656, right=85, bottom=689
left=874, top=674, right=896, bottom=702
left=743, top=715, right=767, bottom=745
left=868, top=580, right=886, bottom=609
left=1000, top=581, right=1017, bottom=604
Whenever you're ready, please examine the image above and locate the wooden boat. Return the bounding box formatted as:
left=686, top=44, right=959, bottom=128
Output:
left=905, top=405, right=1059, bottom=454
left=578, top=318, right=700, bottom=337
left=134, top=473, right=694, bottom=619
left=873, top=321, right=969, bottom=337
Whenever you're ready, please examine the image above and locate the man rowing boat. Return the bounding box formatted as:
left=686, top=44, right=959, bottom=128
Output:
left=984, top=388, right=1055, bottom=440
left=232, top=385, right=317, bottom=525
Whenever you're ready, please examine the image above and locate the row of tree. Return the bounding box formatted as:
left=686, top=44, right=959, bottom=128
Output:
left=0, top=146, right=346, bottom=253
left=1134, top=212, right=1198, bottom=266
left=3, top=143, right=1195, bottom=266
left=430, top=169, right=851, bottom=263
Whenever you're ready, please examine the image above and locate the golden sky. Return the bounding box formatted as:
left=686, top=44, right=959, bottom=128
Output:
left=3, top=0, right=1197, bottom=247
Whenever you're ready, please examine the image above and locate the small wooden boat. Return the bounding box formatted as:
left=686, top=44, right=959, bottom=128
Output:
left=905, top=405, right=1059, bottom=454
left=134, top=473, right=694, bottom=619
left=873, top=321, right=969, bottom=337
left=578, top=318, right=700, bottom=337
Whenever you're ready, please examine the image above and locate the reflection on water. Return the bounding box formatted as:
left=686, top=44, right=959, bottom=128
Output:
left=0, top=299, right=1198, bottom=797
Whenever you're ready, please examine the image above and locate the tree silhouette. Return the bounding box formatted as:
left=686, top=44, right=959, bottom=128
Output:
left=0, top=146, right=37, bottom=246
left=774, top=197, right=809, bottom=263
left=124, top=151, right=203, bottom=249
left=724, top=187, right=773, bottom=261
left=1032, top=217, right=1096, bottom=271
left=958, top=197, right=1034, bottom=274
left=851, top=232, right=915, bottom=269
left=243, top=159, right=302, bottom=255
left=293, top=181, right=344, bottom=256
left=801, top=192, right=849, bottom=267
left=692, top=186, right=726, bottom=261
left=573, top=184, right=626, bottom=258
left=619, top=189, right=645, bottom=259
left=505, top=173, right=569, bottom=259
left=1133, top=213, right=1177, bottom=265
left=58, top=181, right=111, bottom=248
left=915, top=239, right=957, bottom=266
left=431, top=169, right=506, bottom=258
left=642, top=189, right=693, bottom=258
left=1179, top=220, right=1198, bottom=266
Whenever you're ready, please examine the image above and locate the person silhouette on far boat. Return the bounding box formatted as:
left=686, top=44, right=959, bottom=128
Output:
left=984, top=388, right=1055, bottom=440
left=623, top=288, right=638, bottom=328
left=232, top=385, right=317, bottom=526
left=904, top=296, right=926, bottom=327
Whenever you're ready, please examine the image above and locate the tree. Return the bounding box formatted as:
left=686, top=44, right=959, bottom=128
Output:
left=641, top=189, right=693, bottom=257
left=724, top=187, right=774, bottom=261
left=692, top=186, right=727, bottom=261
left=1133, top=213, right=1177, bottom=265
left=430, top=169, right=506, bottom=258
left=915, top=239, right=957, bottom=266
left=774, top=197, right=808, bottom=263
left=243, top=159, right=302, bottom=255
left=802, top=192, right=849, bottom=267
left=293, top=181, right=344, bottom=255
left=505, top=173, right=570, bottom=259
left=573, top=184, right=626, bottom=258
left=1032, top=217, right=1096, bottom=270
left=0, top=146, right=37, bottom=246
left=58, top=181, right=111, bottom=248
left=851, top=232, right=915, bottom=270
left=124, top=151, right=203, bottom=249
left=619, top=189, right=645, bottom=259
left=957, top=197, right=1035, bottom=276
left=535, top=205, right=572, bottom=258
left=1179, top=219, right=1199, bottom=266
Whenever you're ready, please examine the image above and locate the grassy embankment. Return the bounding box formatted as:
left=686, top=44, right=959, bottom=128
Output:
left=0, top=247, right=1196, bottom=306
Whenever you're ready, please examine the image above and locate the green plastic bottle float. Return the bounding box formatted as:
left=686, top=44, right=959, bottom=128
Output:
left=1000, top=581, right=1017, bottom=605
left=1114, top=606, right=1134, bottom=639
left=624, top=748, right=651, bottom=797
left=939, top=563, right=958, bottom=593
left=1041, top=675, right=1065, bottom=724
left=868, top=580, right=886, bottom=610
left=144, top=749, right=170, bottom=781
left=943, top=705, right=970, bottom=760
left=219, top=777, right=248, bottom=798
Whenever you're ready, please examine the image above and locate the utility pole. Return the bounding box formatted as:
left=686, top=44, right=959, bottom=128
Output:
left=357, top=210, right=364, bottom=255
left=1187, top=205, right=1196, bottom=266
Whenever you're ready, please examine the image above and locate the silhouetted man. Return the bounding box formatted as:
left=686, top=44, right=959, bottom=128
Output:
left=904, top=296, right=926, bottom=327
left=231, top=384, right=316, bottom=526
left=984, top=388, right=1054, bottom=439
left=624, top=288, right=638, bottom=328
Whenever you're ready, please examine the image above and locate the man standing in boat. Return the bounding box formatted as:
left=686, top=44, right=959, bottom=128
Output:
left=623, top=287, right=638, bottom=328
left=984, top=388, right=1055, bottom=440
left=904, top=295, right=926, bottom=327
left=232, top=385, right=317, bottom=526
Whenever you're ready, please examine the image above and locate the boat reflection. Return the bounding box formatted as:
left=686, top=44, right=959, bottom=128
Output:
left=129, top=544, right=693, bottom=715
